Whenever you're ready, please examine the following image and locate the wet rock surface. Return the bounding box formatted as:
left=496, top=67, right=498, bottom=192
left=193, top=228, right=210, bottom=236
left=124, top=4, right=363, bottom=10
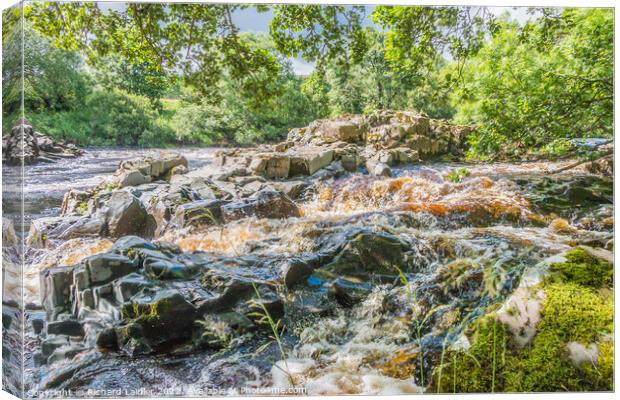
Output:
left=14, top=112, right=615, bottom=395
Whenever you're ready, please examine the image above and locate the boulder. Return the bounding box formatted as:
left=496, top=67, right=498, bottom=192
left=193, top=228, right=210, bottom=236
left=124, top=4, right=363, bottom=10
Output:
left=117, top=290, right=198, bottom=354
left=366, top=160, right=392, bottom=177
left=47, top=319, right=84, bottom=337
left=27, top=217, right=80, bottom=247
left=118, top=170, right=151, bottom=188
left=289, top=148, right=335, bottom=176
left=319, top=121, right=362, bottom=143
left=85, top=253, right=138, bottom=286
left=222, top=190, right=301, bottom=221
left=114, top=153, right=188, bottom=188
left=2, top=119, right=83, bottom=165
left=2, top=218, right=18, bottom=247
left=40, top=267, right=75, bottom=319
left=105, top=190, right=149, bottom=237
left=324, top=230, right=408, bottom=275
left=281, top=258, right=314, bottom=289
left=60, top=190, right=92, bottom=216
left=270, top=180, right=308, bottom=199
left=249, top=153, right=291, bottom=178
left=172, top=199, right=226, bottom=228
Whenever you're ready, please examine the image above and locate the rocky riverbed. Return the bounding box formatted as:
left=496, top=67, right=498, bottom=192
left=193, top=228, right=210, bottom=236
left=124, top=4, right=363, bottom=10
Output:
left=2, top=111, right=614, bottom=396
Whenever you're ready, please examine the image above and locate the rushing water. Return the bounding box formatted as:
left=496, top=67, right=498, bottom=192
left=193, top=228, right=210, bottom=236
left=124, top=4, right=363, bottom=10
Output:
left=2, top=149, right=613, bottom=396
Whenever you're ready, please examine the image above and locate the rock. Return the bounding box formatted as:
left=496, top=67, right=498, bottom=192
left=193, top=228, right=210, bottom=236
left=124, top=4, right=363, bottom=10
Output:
left=324, top=230, right=407, bottom=275
left=118, top=170, right=151, bottom=188
left=366, top=160, right=392, bottom=177
left=40, top=267, right=75, bottom=319
left=112, top=273, right=152, bottom=303
left=105, top=190, right=149, bottom=237
left=172, top=199, right=226, bottom=228
left=2, top=119, right=82, bottom=165
left=85, top=253, right=138, bottom=286
left=96, top=327, right=118, bottom=350
left=170, top=164, right=189, bottom=176
left=319, top=120, right=362, bottom=143
left=289, top=148, right=335, bottom=176
left=222, top=190, right=301, bottom=221
left=113, top=153, right=188, bottom=188
left=31, top=313, right=46, bottom=334
left=26, top=216, right=105, bottom=247
left=47, top=345, right=86, bottom=365
left=2, top=309, right=12, bottom=330
left=270, top=180, right=308, bottom=199
left=281, top=259, right=314, bottom=289
left=47, top=319, right=84, bottom=337
left=2, top=218, right=18, bottom=247
left=41, top=336, right=70, bottom=358
left=117, top=290, right=198, bottom=354
left=60, top=190, right=92, bottom=216
left=577, top=245, right=614, bottom=265
left=111, top=236, right=159, bottom=254
left=250, top=153, right=291, bottom=178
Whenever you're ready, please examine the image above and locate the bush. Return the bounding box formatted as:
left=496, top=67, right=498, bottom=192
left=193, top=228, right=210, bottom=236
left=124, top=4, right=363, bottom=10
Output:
left=85, top=89, right=174, bottom=146
left=17, top=89, right=175, bottom=147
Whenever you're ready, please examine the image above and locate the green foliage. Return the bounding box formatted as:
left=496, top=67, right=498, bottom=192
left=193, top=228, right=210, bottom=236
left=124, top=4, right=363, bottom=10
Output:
left=26, top=2, right=281, bottom=104
left=373, top=6, right=493, bottom=76
left=504, top=282, right=613, bottom=392
left=85, top=89, right=175, bottom=146
left=300, top=30, right=454, bottom=119
left=270, top=5, right=368, bottom=65
left=548, top=248, right=613, bottom=288
left=446, top=168, right=471, bottom=183
left=92, top=56, right=171, bottom=106
left=454, top=9, right=613, bottom=159
left=17, top=89, right=175, bottom=146
left=2, top=22, right=90, bottom=114
left=170, top=38, right=321, bottom=146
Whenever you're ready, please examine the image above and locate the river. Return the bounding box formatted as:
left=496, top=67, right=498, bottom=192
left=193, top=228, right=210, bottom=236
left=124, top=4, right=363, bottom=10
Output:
left=2, top=148, right=614, bottom=396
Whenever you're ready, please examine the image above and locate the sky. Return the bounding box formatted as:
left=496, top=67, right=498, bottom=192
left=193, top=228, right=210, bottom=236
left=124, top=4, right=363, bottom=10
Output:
left=102, top=3, right=536, bottom=75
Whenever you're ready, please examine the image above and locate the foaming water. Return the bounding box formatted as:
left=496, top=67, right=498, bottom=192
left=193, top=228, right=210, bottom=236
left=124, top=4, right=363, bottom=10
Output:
left=11, top=154, right=613, bottom=395
left=303, top=171, right=537, bottom=225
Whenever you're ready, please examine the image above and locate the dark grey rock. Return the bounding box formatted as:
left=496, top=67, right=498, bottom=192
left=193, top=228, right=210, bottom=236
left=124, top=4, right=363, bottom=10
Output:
left=85, top=253, right=138, bottom=286
left=222, top=190, right=301, bottom=221
left=105, top=190, right=149, bottom=237
left=47, top=319, right=84, bottom=337
left=40, top=266, right=74, bottom=319
left=172, top=199, right=226, bottom=228
left=281, top=258, right=314, bottom=289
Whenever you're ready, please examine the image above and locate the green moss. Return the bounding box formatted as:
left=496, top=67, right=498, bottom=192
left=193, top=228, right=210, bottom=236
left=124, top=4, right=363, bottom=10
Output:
left=76, top=201, right=88, bottom=215
left=121, top=298, right=171, bottom=323
left=432, top=282, right=613, bottom=393
left=105, top=182, right=120, bottom=192
left=548, top=248, right=613, bottom=288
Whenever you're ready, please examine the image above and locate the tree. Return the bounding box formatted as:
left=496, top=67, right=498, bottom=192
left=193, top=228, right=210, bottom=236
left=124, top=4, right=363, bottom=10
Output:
left=24, top=2, right=280, bottom=104
left=2, top=22, right=90, bottom=114
left=452, top=9, right=613, bottom=158
left=91, top=56, right=170, bottom=107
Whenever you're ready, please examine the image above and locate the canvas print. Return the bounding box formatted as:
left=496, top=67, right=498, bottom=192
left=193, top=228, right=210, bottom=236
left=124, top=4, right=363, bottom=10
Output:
left=1, top=1, right=615, bottom=397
